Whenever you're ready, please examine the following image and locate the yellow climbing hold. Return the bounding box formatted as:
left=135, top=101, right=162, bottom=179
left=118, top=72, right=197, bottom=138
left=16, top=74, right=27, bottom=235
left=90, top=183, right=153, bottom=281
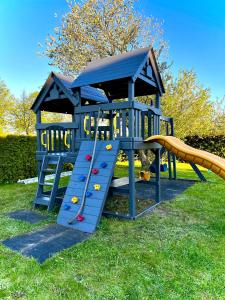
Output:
left=106, top=144, right=113, bottom=150
left=94, top=184, right=101, bottom=191
left=71, top=196, right=78, bottom=204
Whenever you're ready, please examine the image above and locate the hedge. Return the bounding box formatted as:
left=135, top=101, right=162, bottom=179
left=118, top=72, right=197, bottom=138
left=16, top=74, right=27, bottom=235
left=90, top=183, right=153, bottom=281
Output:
left=184, top=135, right=225, bottom=159
left=0, top=134, right=224, bottom=183
left=0, top=135, right=37, bottom=183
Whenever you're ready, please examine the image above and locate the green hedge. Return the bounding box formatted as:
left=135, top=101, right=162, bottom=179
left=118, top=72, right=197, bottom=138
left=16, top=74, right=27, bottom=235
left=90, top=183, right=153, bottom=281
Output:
left=0, top=135, right=37, bottom=183
left=0, top=134, right=224, bottom=183
left=184, top=135, right=225, bottom=159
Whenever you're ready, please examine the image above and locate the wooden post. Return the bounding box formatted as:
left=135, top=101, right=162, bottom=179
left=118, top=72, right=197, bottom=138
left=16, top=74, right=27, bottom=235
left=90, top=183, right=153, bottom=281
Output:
left=155, top=93, right=161, bottom=134
left=72, top=106, right=76, bottom=153
left=128, top=150, right=136, bottom=218
left=128, top=79, right=136, bottom=218
left=36, top=110, right=42, bottom=178
left=155, top=148, right=161, bottom=203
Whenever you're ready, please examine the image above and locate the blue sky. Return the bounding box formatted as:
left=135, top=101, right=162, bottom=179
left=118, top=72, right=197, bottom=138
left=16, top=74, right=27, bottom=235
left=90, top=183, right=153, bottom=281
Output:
left=0, top=0, right=224, bottom=100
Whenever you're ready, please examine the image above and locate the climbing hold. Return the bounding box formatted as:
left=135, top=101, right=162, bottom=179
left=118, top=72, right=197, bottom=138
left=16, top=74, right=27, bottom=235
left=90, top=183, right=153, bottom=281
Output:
left=78, top=175, right=86, bottom=182
left=94, top=184, right=101, bottom=191
left=86, top=191, right=92, bottom=197
left=92, top=168, right=99, bottom=175
left=64, top=204, right=71, bottom=210
left=139, top=171, right=151, bottom=181
left=100, top=162, right=107, bottom=168
left=160, top=163, right=168, bottom=172
left=85, top=154, right=92, bottom=161
left=71, top=196, right=78, bottom=204
left=76, top=214, right=85, bottom=222
left=106, top=144, right=113, bottom=150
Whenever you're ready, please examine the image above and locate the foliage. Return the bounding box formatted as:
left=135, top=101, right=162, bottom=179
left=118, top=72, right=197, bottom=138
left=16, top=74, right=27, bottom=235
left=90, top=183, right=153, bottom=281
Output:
left=9, top=91, right=37, bottom=135
left=212, top=96, right=225, bottom=135
left=184, top=135, right=225, bottom=159
left=41, top=0, right=168, bottom=75
left=0, top=79, right=14, bottom=134
left=161, top=70, right=214, bottom=138
left=0, top=164, right=224, bottom=299
left=0, top=135, right=37, bottom=183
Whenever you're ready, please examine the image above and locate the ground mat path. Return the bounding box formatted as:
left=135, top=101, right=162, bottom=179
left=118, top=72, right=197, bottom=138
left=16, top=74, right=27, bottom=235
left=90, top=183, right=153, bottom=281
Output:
left=2, top=224, right=90, bottom=263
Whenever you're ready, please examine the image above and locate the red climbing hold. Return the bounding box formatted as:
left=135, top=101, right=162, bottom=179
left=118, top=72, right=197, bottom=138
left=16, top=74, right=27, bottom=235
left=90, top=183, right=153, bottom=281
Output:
left=92, top=168, right=99, bottom=175
left=85, top=154, right=92, bottom=161
left=76, top=214, right=85, bottom=222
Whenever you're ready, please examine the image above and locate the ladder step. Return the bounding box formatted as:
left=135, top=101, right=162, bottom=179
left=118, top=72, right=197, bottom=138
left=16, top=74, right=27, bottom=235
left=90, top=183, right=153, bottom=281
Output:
left=47, top=159, right=60, bottom=165
left=43, top=168, right=56, bottom=173
left=35, top=196, right=50, bottom=206
left=39, top=182, right=54, bottom=186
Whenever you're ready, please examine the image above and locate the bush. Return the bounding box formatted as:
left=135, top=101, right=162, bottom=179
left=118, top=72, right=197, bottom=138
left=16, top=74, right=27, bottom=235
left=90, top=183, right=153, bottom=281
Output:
left=184, top=135, right=225, bottom=159
left=0, top=135, right=37, bottom=183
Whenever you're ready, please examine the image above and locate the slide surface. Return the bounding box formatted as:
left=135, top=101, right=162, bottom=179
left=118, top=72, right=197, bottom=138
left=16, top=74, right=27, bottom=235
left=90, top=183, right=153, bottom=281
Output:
left=57, top=140, right=120, bottom=233
left=145, top=135, right=225, bottom=180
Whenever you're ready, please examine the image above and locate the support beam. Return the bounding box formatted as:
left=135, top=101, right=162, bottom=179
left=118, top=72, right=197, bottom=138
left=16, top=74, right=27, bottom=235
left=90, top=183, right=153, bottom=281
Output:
left=155, top=149, right=161, bottom=203
left=128, top=150, right=136, bottom=218
left=190, top=162, right=207, bottom=182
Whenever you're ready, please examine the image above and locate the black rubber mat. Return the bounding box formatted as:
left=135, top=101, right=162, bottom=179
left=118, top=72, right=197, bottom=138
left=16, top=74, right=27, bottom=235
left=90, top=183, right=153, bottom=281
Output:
left=113, top=178, right=196, bottom=201
left=2, top=224, right=90, bottom=263
left=8, top=210, right=49, bottom=224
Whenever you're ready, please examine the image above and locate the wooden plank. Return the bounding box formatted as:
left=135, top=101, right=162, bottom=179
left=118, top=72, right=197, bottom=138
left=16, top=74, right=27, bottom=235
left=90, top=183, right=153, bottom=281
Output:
left=36, top=122, right=78, bottom=130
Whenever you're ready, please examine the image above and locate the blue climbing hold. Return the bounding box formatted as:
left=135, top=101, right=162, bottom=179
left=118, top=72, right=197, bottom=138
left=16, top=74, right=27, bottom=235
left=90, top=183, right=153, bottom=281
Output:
left=100, top=162, right=107, bottom=168
left=78, top=175, right=86, bottom=182
left=86, top=191, right=92, bottom=197
left=160, top=163, right=168, bottom=172
left=64, top=204, right=71, bottom=210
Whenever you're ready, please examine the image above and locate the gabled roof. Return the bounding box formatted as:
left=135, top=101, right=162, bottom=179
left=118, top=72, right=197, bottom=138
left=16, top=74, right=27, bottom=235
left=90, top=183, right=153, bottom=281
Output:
left=31, top=72, right=108, bottom=113
left=72, top=47, right=149, bottom=88
left=53, top=73, right=109, bottom=103
left=71, top=47, right=165, bottom=98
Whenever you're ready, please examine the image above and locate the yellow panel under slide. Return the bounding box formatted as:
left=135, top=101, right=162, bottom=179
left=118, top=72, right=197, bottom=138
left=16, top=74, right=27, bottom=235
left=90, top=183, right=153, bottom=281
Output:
left=145, top=135, right=225, bottom=180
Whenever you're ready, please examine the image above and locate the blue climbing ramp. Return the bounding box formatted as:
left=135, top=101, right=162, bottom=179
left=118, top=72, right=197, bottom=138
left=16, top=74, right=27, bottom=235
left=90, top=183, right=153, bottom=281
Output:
left=57, top=140, right=120, bottom=233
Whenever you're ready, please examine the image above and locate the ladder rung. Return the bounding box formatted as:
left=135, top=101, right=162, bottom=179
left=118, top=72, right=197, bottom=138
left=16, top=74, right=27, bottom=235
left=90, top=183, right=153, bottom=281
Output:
left=43, top=168, right=55, bottom=173
left=35, top=196, right=50, bottom=205
left=39, top=182, right=54, bottom=186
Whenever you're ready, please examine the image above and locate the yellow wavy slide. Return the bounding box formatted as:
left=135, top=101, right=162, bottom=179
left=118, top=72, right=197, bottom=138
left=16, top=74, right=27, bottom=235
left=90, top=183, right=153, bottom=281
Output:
left=145, top=135, right=225, bottom=180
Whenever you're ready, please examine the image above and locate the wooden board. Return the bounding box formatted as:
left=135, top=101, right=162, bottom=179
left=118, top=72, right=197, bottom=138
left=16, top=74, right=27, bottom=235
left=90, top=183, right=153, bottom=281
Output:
left=57, top=140, right=120, bottom=233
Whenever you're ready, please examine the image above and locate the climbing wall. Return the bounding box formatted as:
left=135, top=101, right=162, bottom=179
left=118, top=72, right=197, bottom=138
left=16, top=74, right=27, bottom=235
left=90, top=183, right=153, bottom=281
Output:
left=57, top=140, right=120, bottom=233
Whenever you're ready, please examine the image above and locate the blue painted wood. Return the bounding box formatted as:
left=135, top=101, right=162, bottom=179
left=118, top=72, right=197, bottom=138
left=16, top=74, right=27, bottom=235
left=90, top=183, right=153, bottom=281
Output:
left=72, top=48, right=150, bottom=88
left=57, top=140, right=120, bottom=233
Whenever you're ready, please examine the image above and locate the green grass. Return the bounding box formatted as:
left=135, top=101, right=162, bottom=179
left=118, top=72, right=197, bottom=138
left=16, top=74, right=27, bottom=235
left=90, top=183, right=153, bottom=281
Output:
left=0, top=163, right=224, bottom=299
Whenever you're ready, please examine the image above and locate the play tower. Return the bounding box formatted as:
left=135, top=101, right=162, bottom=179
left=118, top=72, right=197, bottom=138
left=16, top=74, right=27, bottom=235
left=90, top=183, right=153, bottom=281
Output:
left=31, top=47, right=224, bottom=233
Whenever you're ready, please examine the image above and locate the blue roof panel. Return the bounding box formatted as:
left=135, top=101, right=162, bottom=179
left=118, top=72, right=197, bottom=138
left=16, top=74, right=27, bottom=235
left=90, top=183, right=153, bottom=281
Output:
left=54, top=73, right=108, bottom=103
left=72, top=47, right=150, bottom=88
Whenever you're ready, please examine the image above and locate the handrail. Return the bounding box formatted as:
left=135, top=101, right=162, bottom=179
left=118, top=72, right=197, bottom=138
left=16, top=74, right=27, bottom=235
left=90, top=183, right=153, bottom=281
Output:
left=36, top=122, right=78, bottom=130
left=84, top=115, right=90, bottom=135
left=64, top=132, right=71, bottom=149
left=41, top=131, right=48, bottom=149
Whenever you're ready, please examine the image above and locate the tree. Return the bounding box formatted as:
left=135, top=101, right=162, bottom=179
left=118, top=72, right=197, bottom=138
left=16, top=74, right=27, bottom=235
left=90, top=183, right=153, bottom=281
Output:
left=212, top=96, right=225, bottom=135
left=161, top=70, right=214, bottom=138
left=10, top=91, right=37, bottom=135
left=41, top=0, right=168, bottom=76
left=0, top=79, right=14, bottom=134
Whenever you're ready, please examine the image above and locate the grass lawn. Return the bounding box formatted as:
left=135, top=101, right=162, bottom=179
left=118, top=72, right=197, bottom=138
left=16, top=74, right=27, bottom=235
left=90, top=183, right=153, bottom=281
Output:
left=0, top=163, right=224, bottom=299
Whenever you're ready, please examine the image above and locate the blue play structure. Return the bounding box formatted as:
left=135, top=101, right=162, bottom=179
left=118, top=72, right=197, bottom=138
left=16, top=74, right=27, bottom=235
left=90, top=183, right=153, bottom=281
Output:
left=31, top=46, right=210, bottom=233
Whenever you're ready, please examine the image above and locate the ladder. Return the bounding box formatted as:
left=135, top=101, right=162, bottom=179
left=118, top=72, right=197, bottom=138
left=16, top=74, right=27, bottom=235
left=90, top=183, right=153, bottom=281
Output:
left=33, top=154, right=64, bottom=211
